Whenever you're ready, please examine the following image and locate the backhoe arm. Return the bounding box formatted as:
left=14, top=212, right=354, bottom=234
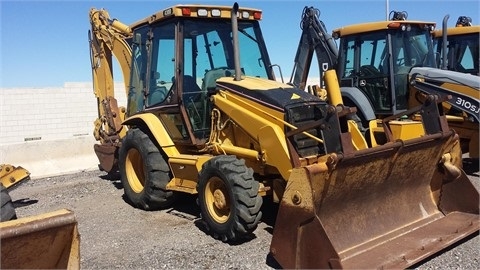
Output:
left=290, top=6, right=338, bottom=91
left=88, top=8, right=133, bottom=172
left=410, top=73, right=480, bottom=122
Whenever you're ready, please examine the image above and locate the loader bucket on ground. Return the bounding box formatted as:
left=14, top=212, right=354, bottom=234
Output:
left=0, top=209, right=80, bottom=269
left=270, top=131, right=479, bottom=269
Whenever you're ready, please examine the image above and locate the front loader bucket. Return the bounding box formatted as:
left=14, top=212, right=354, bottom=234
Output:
left=0, top=209, right=80, bottom=269
left=270, top=131, right=479, bottom=269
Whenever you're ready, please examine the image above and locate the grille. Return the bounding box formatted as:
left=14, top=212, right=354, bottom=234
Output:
left=286, top=103, right=326, bottom=157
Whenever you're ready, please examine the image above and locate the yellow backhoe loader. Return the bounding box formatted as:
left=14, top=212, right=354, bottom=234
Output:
left=1, top=164, right=30, bottom=221
left=1, top=164, right=79, bottom=267
left=291, top=8, right=479, bottom=159
left=89, top=3, right=479, bottom=268
left=1, top=170, right=80, bottom=268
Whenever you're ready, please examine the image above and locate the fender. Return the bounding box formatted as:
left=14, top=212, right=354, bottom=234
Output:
left=123, top=113, right=180, bottom=157
left=340, top=86, right=376, bottom=121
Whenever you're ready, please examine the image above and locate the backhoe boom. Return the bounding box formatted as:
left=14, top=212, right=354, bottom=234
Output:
left=88, top=8, right=133, bottom=172
left=290, top=7, right=338, bottom=91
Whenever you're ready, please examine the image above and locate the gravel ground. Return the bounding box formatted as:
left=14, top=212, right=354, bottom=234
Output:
left=8, top=166, right=480, bottom=269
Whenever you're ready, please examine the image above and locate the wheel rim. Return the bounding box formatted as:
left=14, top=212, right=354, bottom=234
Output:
left=125, top=148, right=145, bottom=193
left=205, top=176, right=230, bottom=223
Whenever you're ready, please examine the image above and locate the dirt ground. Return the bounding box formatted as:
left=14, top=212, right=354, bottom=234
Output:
left=8, top=166, right=480, bottom=269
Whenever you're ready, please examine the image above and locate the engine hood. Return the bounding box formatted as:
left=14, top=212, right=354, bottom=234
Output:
left=215, top=76, right=322, bottom=111
left=410, top=67, right=480, bottom=90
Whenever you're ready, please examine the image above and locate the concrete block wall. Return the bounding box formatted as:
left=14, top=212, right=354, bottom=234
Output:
left=0, top=82, right=127, bottom=145
left=0, top=82, right=126, bottom=178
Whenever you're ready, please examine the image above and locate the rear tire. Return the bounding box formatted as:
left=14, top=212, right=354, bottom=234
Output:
left=1, top=184, right=17, bottom=221
left=197, top=155, right=262, bottom=242
left=119, top=128, right=175, bottom=210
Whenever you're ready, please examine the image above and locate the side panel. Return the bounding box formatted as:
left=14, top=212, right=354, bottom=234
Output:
left=212, top=92, right=292, bottom=180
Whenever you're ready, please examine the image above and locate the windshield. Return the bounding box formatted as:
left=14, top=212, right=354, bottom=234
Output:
left=181, top=19, right=272, bottom=136
left=183, top=19, right=271, bottom=81
left=390, top=25, right=436, bottom=71
left=338, top=25, right=436, bottom=113
left=435, top=33, right=479, bottom=75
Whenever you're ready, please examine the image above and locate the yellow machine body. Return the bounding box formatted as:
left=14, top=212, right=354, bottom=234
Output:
left=329, top=16, right=479, bottom=158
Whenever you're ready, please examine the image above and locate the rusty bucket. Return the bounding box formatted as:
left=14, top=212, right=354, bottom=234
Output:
left=270, top=131, right=479, bottom=269
left=1, top=209, right=80, bottom=269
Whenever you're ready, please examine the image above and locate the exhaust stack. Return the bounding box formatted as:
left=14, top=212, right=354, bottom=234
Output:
left=231, top=2, right=242, bottom=81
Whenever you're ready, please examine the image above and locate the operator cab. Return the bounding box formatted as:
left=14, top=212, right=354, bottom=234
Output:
left=125, top=5, right=273, bottom=147
left=434, top=16, right=480, bottom=75
left=335, top=17, right=436, bottom=116
left=435, top=30, right=479, bottom=75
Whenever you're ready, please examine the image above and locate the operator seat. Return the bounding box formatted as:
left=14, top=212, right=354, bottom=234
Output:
left=202, top=67, right=240, bottom=93
left=148, top=72, right=168, bottom=106
left=181, top=75, right=202, bottom=102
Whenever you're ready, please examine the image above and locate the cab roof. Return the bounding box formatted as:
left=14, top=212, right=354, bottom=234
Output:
left=333, top=20, right=436, bottom=37
left=130, top=4, right=262, bottom=29
left=433, top=25, right=480, bottom=38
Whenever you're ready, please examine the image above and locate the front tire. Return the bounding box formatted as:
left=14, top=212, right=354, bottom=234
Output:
left=119, top=128, right=175, bottom=210
left=197, top=155, right=262, bottom=242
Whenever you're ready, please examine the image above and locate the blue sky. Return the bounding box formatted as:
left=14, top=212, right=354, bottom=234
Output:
left=1, top=0, right=478, bottom=87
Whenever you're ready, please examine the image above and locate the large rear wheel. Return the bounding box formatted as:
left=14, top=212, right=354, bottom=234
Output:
left=119, top=128, right=175, bottom=210
left=197, top=155, right=262, bottom=242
